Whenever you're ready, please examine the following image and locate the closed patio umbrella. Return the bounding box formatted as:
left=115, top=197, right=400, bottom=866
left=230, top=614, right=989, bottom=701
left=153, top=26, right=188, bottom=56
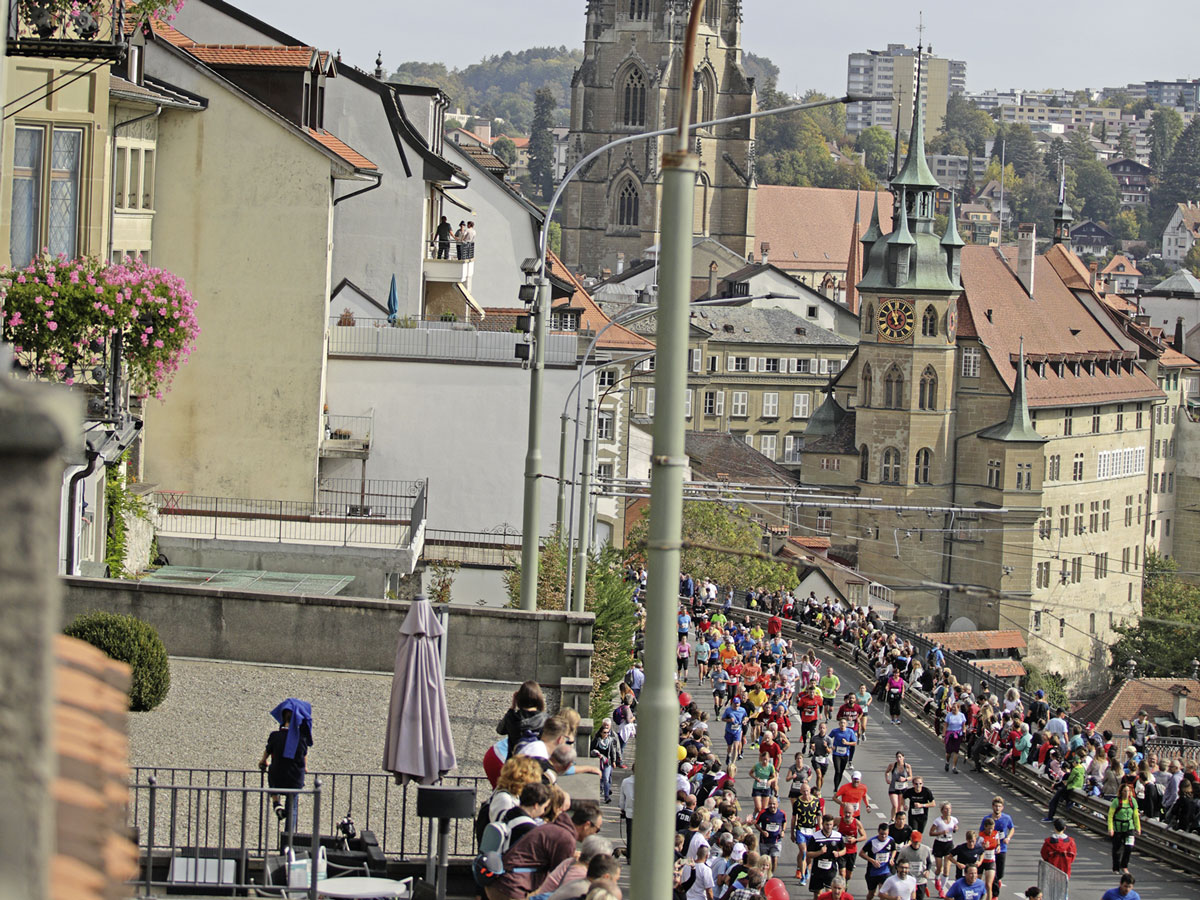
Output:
left=383, top=597, right=456, bottom=784
left=386, top=274, right=399, bottom=324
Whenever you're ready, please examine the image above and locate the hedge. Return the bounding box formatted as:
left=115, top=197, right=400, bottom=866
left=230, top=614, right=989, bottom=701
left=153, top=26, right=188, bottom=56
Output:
left=64, top=611, right=171, bottom=711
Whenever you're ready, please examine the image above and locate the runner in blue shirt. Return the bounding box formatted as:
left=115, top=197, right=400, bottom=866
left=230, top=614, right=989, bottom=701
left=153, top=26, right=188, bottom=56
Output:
left=946, top=866, right=987, bottom=900
left=722, top=696, right=748, bottom=764
left=860, top=822, right=897, bottom=900
left=983, top=796, right=1015, bottom=896
left=1101, top=874, right=1140, bottom=900
left=829, top=718, right=858, bottom=788
left=677, top=609, right=691, bottom=640
left=755, top=795, right=788, bottom=875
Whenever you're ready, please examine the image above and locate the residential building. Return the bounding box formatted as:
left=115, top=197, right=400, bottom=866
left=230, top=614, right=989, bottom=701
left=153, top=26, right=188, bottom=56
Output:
left=1107, top=158, right=1152, bottom=209
left=927, top=153, right=987, bottom=193
left=797, top=90, right=1164, bottom=688
left=962, top=89, right=1021, bottom=111
left=561, top=0, right=756, bottom=275
left=1138, top=270, right=1200, bottom=362
left=1162, top=201, right=1200, bottom=265
left=625, top=305, right=855, bottom=473
left=845, top=44, right=966, bottom=137
left=1100, top=255, right=1143, bottom=295
left=959, top=203, right=1000, bottom=246
left=1144, top=79, right=1200, bottom=113
left=1070, top=220, right=1116, bottom=257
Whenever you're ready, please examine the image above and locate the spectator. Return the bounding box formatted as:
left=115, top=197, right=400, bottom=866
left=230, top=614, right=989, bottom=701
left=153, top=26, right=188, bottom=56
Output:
left=618, top=764, right=635, bottom=859
left=1044, top=753, right=1086, bottom=821
left=1128, top=711, right=1155, bottom=755
left=535, top=835, right=613, bottom=899
left=1038, top=818, right=1076, bottom=877
left=487, top=801, right=603, bottom=900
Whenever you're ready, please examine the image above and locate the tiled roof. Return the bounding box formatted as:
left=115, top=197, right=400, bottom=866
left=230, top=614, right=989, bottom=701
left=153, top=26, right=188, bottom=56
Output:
left=637, top=306, right=852, bottom=347
left=960, top=244, right=1163, bottom=408
left=1173, top=202, right=1200, bottom=233
left=1158, top=346, right=1198, bottom=368
left=187, top=44, right=321, bottom=68
left=788, top=536, right=832, bottom=550
left=109, top=74, right=203, bottom=109
left=306, top=128, right=376, bottom=171
left=973, top=658, right=1028, bottom=678
left=51, top=636, right=135, bottom=900
left=459, top=144, right=508, bottom=173
left=1101, top=254, right=1143, bottom=278
left=1072, top=677, right=1200, bottom=736
left=922, top=630, right=1027, bottom=652
left=755, top=186, right=892, bottom=271
left=547, top=249, right=655, bottom=351
left=1147, top=269, right=1200, bottom=298
left=684, top=431, right=801, bottom=486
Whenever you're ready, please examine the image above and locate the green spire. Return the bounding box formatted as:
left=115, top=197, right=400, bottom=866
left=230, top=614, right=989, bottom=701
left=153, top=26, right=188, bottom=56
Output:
left=887, top=190, right=915, bottom=246
left=891, top=61, right=938, bottom=190
left=941, top=191, right=965, bottom=248
left=805, top=388, right=846, bottom=439
left=862, top=190, right=882, bottom=244
left=980, top=339, right=1046, bottom=444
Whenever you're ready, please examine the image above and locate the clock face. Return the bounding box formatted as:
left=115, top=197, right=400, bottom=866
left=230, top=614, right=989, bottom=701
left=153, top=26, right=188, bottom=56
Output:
left=946, top=307, right=958, bottom=344
left=877, top=299, right=915, bottom=342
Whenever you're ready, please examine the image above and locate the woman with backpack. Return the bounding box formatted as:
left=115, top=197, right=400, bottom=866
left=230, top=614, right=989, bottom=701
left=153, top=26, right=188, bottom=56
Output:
left=1107, top=782, right=1141, bottom=874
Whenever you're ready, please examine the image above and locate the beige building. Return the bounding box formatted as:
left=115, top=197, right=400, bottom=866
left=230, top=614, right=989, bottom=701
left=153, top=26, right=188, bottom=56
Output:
left=561, top=0, right=756, bottom=275
left=846, top=44, right=966, bottom=137
left=798, top=99, right=1167, bottom=689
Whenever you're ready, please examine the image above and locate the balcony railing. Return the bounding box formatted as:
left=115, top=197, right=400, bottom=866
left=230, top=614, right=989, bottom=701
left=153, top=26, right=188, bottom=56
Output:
left=316, top=477, right=426, bottom=519
left=328, top=317, right=578, bottom=365
left=321, top=411, right=373, bottom=459
left=426, top=239, right=475, bottom=261
left=7, top=0, right=127, bottom=60
left=423, top=527, right=526, bottom=568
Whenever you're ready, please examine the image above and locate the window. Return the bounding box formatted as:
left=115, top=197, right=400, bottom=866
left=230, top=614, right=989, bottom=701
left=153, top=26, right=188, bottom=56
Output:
left=784, top=435, right=800, bottom=463
left=760, top=433, right=777, bottom=460
left=1095, top=553, right=1108, bottom=579
left=1116, top=405, right=1124, bottom=431
left=1169, top=472, right=1175, bottom=492
left=1059, top=504, right=1070, bottom=538
left=922, top=305, right=938, bottom=337
left=10, top=125, right=84, bottom=267
left=1154, top=472, right=1161, bottom=493
left=820, top=456, right=841, bottom=471
left=884, top=366, right=904, bottom=409
left=882, top=447, right=901, bottom=483
left=731, top=392, right=748, bottom=417
left=684, top=389, right=692, bottom=419
left=807, top=305, right=818, bottom=318
left=622, top=69, right=647, bottom=126
left=1122, top=546, right=1130, bottom=573
left=1072, top=452, right=1084, bottom=481
left=915, top=448, right=932, bottom=484
left=792, top=392, right=810, bottom=418
left=919, top=366, right=938, bottom=410
left=1155, top=439, right=1161, bottom=459
left=549, top=311, right=580, bottom=330
left=597, top=411, right=614, bottom=441
left=1064, top=411, right=1074, bottom=436
left=1102, top=499, right=1110, bottom=531
left=1090, top=612, right=1096, bottom=634
left=762, top=392, right=779, bottom=418
left=1034, top=610, right=1043, bottom=630
left=596, top=462, right=614, bottom=483
left=1092, top=405, right=1101, bottom=433
left=1125, top=495, right=1133, bottom=526
left=861, top=363, right=873, bottom=407
left=1097, top=448, right=1147, bottom=480
left=1166, top=518, right=1172, bottom=536
left=762, top=358, right=781, bottom=373
left=794, top=358, right=811, bottom=374
left=688, top=348, right=702, bottom=372
left=860, top=445, right=870, bottom=482
left=1071, top=557, right=1083, bottom=584
left=704, top=391, right=717, bottom=416
left=616, top=179, right=640, bottom=226
left=816, top=508, right=832, bottom=534
left=598, top=369, right=617, bottom=388
left=707, top=355, right=718, bottom=373
left=1016, top=462, right=1033, bottom=491
left=113, top=144, right=155, bottom=211
left=1136, top=403, right=1144, bottom=429
left=1036, top=562, right=1050, bottom=589
left=987, top=459, right=1002, bottom=488
left=962, top=346, right=981, bottom=378
left=645, top=387, right=655, bottom=416
left=1039, top=508, right=1052, bottom=539
left=743, top=433, right=754, bottom=447
left=1089, top=501, right=1100, bottom=533
left=628, top=0, right=649, bottom=19
left=1047, top=454, right=1060, bottom=481
left=732, top=356, right=750, bottom=372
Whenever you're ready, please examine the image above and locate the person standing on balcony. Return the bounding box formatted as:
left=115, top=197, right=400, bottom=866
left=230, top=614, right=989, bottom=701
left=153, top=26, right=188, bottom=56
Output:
left=454, top=221, right=468, bottom=258
left=258, top=699, right=313, bottom=832
left=464, top=220, right=477, bottom=259
left=435, top=216, right=454, bottom=258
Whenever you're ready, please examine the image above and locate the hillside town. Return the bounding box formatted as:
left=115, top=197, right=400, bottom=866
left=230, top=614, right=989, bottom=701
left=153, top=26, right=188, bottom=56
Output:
left=3, top=2, right=1200, bottom=900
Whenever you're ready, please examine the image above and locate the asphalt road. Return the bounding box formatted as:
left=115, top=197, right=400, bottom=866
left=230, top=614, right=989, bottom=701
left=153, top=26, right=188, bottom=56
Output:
left=601, top=636, right=1199, bottom=900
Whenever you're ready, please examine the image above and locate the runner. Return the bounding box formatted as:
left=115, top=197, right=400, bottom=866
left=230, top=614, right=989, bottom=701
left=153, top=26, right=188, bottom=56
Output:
left=930, top=804, right=961, bottom=894
left=807, top=814, right=847, bottom=900
left=879, top=859, right=920, bottom=900
left=943, top=702, right=967, bottom=774
left=750, top=750, right=778, bottom=815
left=856, top=683, right=874, bottom=742
left=861, top=822, right=898, bottom=900
left=903, top=776, right=936, bottom=836
left=755, top=795, right=787, bottom=875
left=819, top=666, right=841, bottom=722
left=792, top=781, right=822, bottom=885
left=976, top=818, right=1000, bottom=900
left=722, top=696, right=748, bottom=765
left=945, top=865, right=987, bottom=900
left=676, top=634, right=691, bottom=683
left=829, top=718, right=858, bottom=788
left=798, top=685, right=823, bottom=753
left=836, top=802, right=867, bottom=880
left=811, top=722, right=832, bottom=795
left=886, top=751, right=914, bottom=817
left=985, top=797, right=1015, bottom=898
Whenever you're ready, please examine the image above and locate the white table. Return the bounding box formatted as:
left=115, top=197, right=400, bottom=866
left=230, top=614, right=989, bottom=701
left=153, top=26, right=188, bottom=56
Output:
left=315, top=875, right=412, bottom=898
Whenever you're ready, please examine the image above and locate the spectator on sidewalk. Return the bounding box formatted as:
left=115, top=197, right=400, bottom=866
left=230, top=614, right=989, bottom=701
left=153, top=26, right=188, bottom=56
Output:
left=1038, top=818, right=1076, bottom=877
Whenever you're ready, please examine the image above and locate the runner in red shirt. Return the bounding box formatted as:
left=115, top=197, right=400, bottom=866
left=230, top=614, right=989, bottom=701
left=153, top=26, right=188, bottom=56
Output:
left=742, top=658, right=763, bottom=688
left=837, top=694, right=864, bottom=735
left=798, top=686, right=823, bottom=752
left=837, top=804, right=867, bottom=879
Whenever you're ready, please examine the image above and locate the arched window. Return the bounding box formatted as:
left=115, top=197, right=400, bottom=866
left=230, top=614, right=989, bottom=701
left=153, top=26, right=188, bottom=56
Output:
left=919, top=366, right=938, bottom=410
left=616, top=180, right=640, bottom=227
left=623, top=68, right=646, bottom=127
left=861, top=363, right=873, bottom=408
left=882, top=447, right=901, bottom=484
left=704, top=0, right=719, bottom=25
left=864, top=303, right=875, bottom=332
left=693, top=68, right=716, bottom=125
left=922, top=305, right=938, bottom=337
left=628, top=0, right=649, bottom=20
left=859, top=445, right=870, bottom=482
left=884, top=366, right=904, bottom=409
left=915, top=448, right=932, bottom=484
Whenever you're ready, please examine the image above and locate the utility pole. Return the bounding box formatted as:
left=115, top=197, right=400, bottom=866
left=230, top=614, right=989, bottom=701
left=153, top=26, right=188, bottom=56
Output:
left=518, top=275, right=550, bottom=611
left=571, top=399, right=596, bottom=613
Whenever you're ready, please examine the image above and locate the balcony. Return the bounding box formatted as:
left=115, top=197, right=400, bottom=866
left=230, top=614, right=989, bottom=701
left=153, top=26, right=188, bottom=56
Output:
left=321, top=410, right=372, bottom=459
left=328, top=317, right=578, bottom=365
left=7, top=0, right=127, bottom=60
left=424, top=240, right=475, bottom=284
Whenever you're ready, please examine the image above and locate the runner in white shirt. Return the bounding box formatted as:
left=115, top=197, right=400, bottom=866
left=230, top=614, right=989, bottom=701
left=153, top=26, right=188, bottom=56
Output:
left=879, top=861, right=919, bottom=900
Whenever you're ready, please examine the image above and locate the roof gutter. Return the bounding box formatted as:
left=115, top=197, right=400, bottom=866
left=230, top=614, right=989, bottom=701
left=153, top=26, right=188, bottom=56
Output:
left=333, top=170, right=382, bottom=205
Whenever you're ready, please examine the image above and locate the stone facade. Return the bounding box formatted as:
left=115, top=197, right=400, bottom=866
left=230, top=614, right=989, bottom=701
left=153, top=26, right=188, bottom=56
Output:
left=561, top=0, right=756, bottom=276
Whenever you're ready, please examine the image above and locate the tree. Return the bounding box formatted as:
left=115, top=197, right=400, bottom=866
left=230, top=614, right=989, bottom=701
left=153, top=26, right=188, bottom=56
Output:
left=626, top=502, right=799, bottom=594
left=1117, top=124, right=1137, bottom=160
left=492, top=136, right=518, bottom=167
left=1065, top=129, right=1095, bottom=166
left=1110, top=209, right=1140, bottom=241
left=742, top=52, right=780, bottom=92
left=856, top=126, right=894, bottom=180
left=1151, top=117, right=1200, bottom=236
left=1000, top=124, right=1039, bottom=179
left=1110, top=551, right=1200, bottom=681
left=938, top=94, right=995, bottom=157
left=1149, top=107, right=1184, bottom=177
left=1072, top=158, right=1121, bottom=223
left=1185, top=242, right=1200, bottom=279
left=528, top=87, right=556, bottom=200
left=1043, top=137, right=1067, bottom=183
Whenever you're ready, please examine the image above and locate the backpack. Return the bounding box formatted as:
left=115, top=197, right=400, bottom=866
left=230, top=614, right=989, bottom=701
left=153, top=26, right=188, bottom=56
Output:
left=673, top=862, right=698, bottom=900
left=471, top=813, right=535, bottom=888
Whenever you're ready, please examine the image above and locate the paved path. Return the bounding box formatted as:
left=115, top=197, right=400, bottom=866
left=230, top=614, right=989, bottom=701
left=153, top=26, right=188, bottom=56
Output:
left=599, top=637, right=1199, bottom=900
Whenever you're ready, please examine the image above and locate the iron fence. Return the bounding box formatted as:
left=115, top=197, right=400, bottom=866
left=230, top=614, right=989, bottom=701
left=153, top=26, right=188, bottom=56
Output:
left=317, top=478, right=426, bottom=518
left=8, top=0, right=126, bottom=60
left=328, top=317, right=578, bottom=365
left=152, top=493, right=419, bottom=550
left=423, top=528, right=526, bottom=567
left=322, top=413, right=373, bottom=451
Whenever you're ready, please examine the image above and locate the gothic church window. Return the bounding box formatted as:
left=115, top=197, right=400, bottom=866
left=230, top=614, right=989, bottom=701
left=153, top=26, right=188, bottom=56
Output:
left=861, top=363, right=873, bottom=407
left=628, top=0, right=650, bottom=20
left=623, top=69, right=647, bottom=127
left=882, top=447, right=901, bottom=484
left=915, top=448, right=932, bottom=484
left=859, top=445, right=870, bottom=482
left=919, top=366, right=938, bottom=410
left=616, top=179, right=640, bottom=227
left=922, top=305, right=938, bottom=337
left=884, top=366, right=904, bottom=409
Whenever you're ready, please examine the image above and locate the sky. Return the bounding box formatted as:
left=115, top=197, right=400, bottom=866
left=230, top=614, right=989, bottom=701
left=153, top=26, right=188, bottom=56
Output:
left=230, top=0, right=1196, bottom=99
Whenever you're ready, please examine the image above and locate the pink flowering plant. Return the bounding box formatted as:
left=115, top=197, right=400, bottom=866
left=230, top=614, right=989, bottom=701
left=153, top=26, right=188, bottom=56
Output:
left=1, top=253, right=199, bottom=399
left=17, top=0, right=186, bottom=33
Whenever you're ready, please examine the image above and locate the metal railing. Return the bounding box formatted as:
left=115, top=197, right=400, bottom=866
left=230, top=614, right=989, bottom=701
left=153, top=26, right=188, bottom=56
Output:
left=328, top=317, right=579, bottom=365
left=317, top=478, right=426, bottom=518
left=152, top=492, right=420, bottom=551
left=7, top=0, right=126, bottom=60
left=1146, top=735, right=1200, bottom=767
left=427, top=239, right=475, bottom=260
left=322, top=412, right=373, bottom=453
left=129, top=768, right=490, bottom=874
left=423, top=527, right=526, bottom=567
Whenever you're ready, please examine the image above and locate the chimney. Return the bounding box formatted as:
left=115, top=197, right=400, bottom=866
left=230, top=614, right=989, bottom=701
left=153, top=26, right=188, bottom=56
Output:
left=1175, top=316, right=1184, bottom=352
left=473, top=122, right=492, bottom=144
left=616, top=251, right=625, bottom=275
left=760, top=241, right=771, bottom=265
left=1017, top=224, right=1036, bottom=296
left=1089, top=262, right=1099, bottom=291
left=708, top=261, right=718, bottom=298
left=1173, top=686, right=1190, bottom=724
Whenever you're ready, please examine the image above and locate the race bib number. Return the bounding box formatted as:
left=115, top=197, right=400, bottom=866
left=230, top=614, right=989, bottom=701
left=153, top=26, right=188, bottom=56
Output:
left=1125, top=834, right=1136, bottom=847
left=767, top=822, right=781, bottom=833
left=834, top=748, right=849, bottom=756
left=981, top=849, right=995, bottom=862
left=818, top=859, right=833, bottom=869
left=815, top=756, right=829, bottom=765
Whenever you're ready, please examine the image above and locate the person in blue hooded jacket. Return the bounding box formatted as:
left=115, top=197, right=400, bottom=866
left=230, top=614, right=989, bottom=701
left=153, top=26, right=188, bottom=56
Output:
left=259, top=698, right=313, bottom=831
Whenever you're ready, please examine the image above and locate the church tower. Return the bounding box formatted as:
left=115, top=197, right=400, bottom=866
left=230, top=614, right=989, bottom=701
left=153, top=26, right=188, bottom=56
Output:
left=561, top=0, right=757, bottom=276
left=803, top=49, right=964, bottom=624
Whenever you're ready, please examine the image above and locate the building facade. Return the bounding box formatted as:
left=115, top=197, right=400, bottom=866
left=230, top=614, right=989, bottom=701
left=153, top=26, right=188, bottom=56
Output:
left=845, top=44, right=966, bottom=137
left=1162, top=201, right=1200, bottom=266
left=561, top=0, right=756, bottom=276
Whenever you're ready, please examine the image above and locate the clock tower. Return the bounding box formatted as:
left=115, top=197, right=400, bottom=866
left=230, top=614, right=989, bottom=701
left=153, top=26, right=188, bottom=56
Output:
left=804, top=51, right=965, bottom=624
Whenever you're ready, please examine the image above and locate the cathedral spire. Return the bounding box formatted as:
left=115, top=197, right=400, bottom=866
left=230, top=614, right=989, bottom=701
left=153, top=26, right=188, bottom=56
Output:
left=891, top=44, right=938, bottom=192
left=846, top=191, right=862, bottom=314
left=979, top=338, right=1046, bottom=443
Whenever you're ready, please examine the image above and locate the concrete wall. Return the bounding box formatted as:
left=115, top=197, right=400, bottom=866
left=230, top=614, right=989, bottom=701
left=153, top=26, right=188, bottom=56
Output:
left=62, top=577, right=591, bottom=686
left=324, top=357, right=589, bottom=533
left=144, top=43, right=335, bottom=502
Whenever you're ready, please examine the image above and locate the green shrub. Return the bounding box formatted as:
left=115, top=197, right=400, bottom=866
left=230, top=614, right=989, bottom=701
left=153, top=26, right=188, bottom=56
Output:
left=64, top=611, right=170, bottom=711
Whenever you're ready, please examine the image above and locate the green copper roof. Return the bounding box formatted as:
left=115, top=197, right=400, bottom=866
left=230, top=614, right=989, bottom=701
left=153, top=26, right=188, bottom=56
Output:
left=980, top=341, right=1047, bottom=444
left=941, top=192, right=965, bottom=248
left=861, top=190, right=882, bottom=245
left=887, top=193, right=916, bottom=246
left=805, top=390, right=846, bottom=439
left=891, top=91, right=938, bottom=189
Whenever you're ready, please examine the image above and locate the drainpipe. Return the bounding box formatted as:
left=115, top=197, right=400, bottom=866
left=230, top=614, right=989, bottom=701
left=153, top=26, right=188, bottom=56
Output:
left=64, top=447, right=102, bottom=576
left=109, top=105, right=162, bottom=263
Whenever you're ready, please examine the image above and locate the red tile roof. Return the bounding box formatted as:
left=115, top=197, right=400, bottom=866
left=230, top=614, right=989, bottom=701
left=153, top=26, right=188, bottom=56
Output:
left=789, top=536, right=833, bottom=550
left=187, top=43, right=321, bottom=68
left=973, top=658, right=1028, bottom=678
left=1072, top=678, right=1200, bottom=737
left=923, top=630, right=1027, bottom=652
left=307, top=128, right=376, bottom=171
left=547, top=250, right=655, bottom=352
left=960, top=244, right=1163, bottom=407
left=755, top=186, right=892, bottom=272
left=1101, top=254, right=1143, bottom=278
